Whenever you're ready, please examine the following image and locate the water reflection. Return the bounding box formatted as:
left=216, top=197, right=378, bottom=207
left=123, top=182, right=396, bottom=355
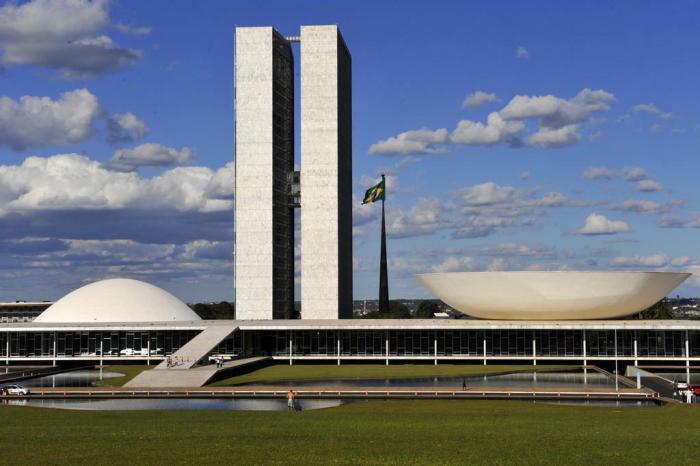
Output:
left=5, top=398, right=354, bottom=411
left=239, top=371, right=615, bottom=389
left=22, top=370, right=123, bottom=388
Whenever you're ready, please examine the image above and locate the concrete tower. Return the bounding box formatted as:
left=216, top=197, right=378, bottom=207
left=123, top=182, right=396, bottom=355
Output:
left=300, top=25, right=353, bottom=319
left=234, top=27, right=295, bottom=319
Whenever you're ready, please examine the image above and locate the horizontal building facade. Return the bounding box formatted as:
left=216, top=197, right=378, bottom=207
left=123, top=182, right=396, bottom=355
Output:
left=2, top=321, right=699, bottom=374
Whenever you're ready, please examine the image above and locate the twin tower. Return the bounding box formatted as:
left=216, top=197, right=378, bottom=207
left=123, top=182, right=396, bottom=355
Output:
left=234, top=25, right=352, bottom=320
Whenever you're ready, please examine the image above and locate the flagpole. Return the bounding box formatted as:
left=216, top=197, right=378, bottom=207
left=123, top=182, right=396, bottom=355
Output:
left=379, top=174, right=389, bottom=314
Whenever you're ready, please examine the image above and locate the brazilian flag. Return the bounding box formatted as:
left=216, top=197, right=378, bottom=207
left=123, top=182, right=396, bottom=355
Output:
left=362, top=176, right=385, bottom=204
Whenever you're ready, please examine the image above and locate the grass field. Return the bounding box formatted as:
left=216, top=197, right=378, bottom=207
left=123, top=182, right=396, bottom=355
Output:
left=210, top=363, right=571, bottom=386
left=93, top=365, right=153, bottom=387
left=0, top=400, right=697, bottom=464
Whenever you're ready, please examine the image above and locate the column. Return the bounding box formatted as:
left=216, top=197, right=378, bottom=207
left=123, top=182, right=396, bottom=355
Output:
left=582, top=329, right=587, bottom=383
left=633, top=334, right=638, bottom=367
left=337, top=336, right=341, bottom=366
left=614, top=329, right=619, bottom=392
left=147, top=335, right=151, bottom=366
left=434, top=335, right=438, bottom=366
left=532, top=332, right=537, bottom=366
left=289, top=333, right=293, bottom=366
left=385, top=332, right=389, bottom=366
left=483, top=336, right=487, bottom=366
left=5, top=332, right=9, bottom=365
left=686, top=330, right=691, bottom=384
left=52, top=332, right=56, bottom=367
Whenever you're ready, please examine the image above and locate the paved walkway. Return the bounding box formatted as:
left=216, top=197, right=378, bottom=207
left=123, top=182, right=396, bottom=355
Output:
left=124, top=356, right=270, bottom=388
left=11, top=384, right=660, bottom=402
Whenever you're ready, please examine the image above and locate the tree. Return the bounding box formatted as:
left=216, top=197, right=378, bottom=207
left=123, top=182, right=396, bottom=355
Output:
left=636, top=298, right=674, bottom=320
left=360, top=300, right=411, bottom=319
left=415, top=300, right=439, bottom=318
left=190, top=301, right=235, bottom=319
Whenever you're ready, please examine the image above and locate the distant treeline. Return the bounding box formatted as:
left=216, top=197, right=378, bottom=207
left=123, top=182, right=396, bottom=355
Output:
left=355, top=300, right=442, bottom=319
left=189, top=302, right=235, bottom=320
left=187, top=298, right=677, bottom=320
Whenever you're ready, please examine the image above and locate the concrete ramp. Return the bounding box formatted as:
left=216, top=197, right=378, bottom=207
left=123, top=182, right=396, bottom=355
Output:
left=126, top=324, right=241, bottom=388
left=159, top=324, right=238, bottom=370
left=125, top=356, right=270, bottom=388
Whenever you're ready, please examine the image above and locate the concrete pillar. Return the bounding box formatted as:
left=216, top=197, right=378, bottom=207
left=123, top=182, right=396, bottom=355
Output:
left=686, top=330, right=691, bottom=383
left=289, top=335, right=293, bottom=366
left=52, top=332, right=56, bottom=367
left=337, top=336, right=341, bottom=366
left=100, top=337, right=104, bottom=368
left=532, top=335, right=537, bottom=366
left=614, top=329, right=619, bottom=392
left=385, top=333, right=389, bottom=366
left=5, top=331, right=9, bottom=365
left=434, top=336, right=438, bottom=366
left=633, top=336, right=638, bottom=367
left=147, top=335, right=151, bottom=366
left=582, top=329, right=587, bottom=367
left=483, top=337, right=487, bottom=366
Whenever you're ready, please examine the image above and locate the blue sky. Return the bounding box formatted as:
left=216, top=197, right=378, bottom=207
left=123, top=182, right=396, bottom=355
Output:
left=1, top=0, right=700, bottom=302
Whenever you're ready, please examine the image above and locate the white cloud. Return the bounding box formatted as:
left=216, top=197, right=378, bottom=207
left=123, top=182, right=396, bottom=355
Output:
left=113, top=22, right=152, bottom=36
left=368, top=128, right=449, bottom=155
left=453, top=182, right=519, bottom=206
left=636, top=179, right=663, bottom=192
left=107, top=112, right=149, bottom=144
left=622, top=166, right=647, bottom=181
left=671, top=256, right=693, bottom=267
left=472, top=243, right=556, bottom=258
left=0, top=154, right=232, bottom=215
left=62, top=238, right=175, bottom=261
left=180, top=240, right=231, bottom=261
left=462, top=91, right=498, bottom=109
left=583, top=167, right=616, bottom=180
left=109, top=143, right=192, bottom=170
left=658, top=214, right=700, bottom=229
left=610, top=199, right=669, bottom=214
left=432, top=256, right=476, bottom=273
left=632, top=103, right=672, bottom=120
left=609, top=253, right=669, bottom=268
left=519, top=171, right=531, bottom=180
left=574, top=213, right=629, bottom=235
left=0, top=0, right=142, bottom=78
left=516, top=46, right=529, bottom=59
left=528, top=124, right=580, bottom=148
left=370, top=88, right=615, bottom=155
left=499, top=88, right=615, bottom=128
left=386, top=198, right=452, bottom=238
left=450, top=112, right=524, bottom=146
left=0, top=89, right=100, bottom=151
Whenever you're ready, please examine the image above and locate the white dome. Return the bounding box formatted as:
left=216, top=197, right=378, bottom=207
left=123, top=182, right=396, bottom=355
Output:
left=35, top=278, right=201, bottom=323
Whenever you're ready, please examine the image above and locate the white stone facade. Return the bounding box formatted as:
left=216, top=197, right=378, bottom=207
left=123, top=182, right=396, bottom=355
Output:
left=234, top=25, right=352, bottom=321
left=300, top=25, right=353, bottom=319
left=234, top=27, right=295, bottom=320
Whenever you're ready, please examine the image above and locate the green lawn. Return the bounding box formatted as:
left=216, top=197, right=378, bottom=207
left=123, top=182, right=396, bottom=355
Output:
left=210, top=363, right=572, bottom=386
left=0, top=401, right=697, bottom=464
left=93, top=365, right=153, bottom=387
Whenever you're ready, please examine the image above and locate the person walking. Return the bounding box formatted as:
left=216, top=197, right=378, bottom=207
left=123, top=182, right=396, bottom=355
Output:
left=462, top=379, right=467, bottom=391
left=287, top=390, right=295, bottom=411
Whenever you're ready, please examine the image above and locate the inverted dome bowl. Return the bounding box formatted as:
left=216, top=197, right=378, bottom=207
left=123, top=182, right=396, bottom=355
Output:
left=415, top=271, right=690, bottom=320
